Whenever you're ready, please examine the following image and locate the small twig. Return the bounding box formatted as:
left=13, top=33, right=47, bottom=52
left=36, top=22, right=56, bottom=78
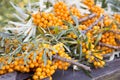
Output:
left=103, top=53, right=111, bottom=58
left=99, top=42, right=120, bottom=50
left=107, top=30, right=120, bottom=34
left=86, top=15, right=104, bottom=32
left=53, top=55, right=91, bottom=71
left=82, top=15, right=104, bottom=34
left=79, top=14, right=96, bottom=22
left=42, top=77, right=50, bottom=80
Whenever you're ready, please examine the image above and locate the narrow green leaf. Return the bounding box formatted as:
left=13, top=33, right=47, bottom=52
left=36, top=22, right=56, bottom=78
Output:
left=94, top=33, right=102, bottom=46
left=37, top=27, right=46, bottom=34
left=81, top=33, right=87, bottom=40
left=45, top=48, right=52, bottom=61
left=10, top=46, right=21, bottom=55
left=17, top=35, right=25, bottom=42
left=102, top=0, right=107, bottom=8
left=42, top=49, right=47, bottom=66
left=71, top=15, right=79, bottom=27
left=8, top=56, right=13, bottom=64
left=77, top=44, right=82, bottom=60
left=63, top=44, right=71, bottom=53
left=6, top=45, right=12, bottom=54
left=44, top=1, right=52, bottom=8
left=8, top=30, right=12, bottom=33
left=69, top=23, right=79, bottom=37
left=80, top=44, right=82, bottom=60
left=62, top=41, right=77, bottom=44
left=82, top=69, right=92, bottom=78
left=84, top=36, right=88, bottom=43
left=102, top=27, right=111, bottom=31
left=26, top=15, right=31, bottom=21
left=14, top=46, right=22, bottom=55
left=66, top=22, right=79, bottom=38
left=48, top=52, right=52, bottom=61
left=88, top=42, right=91, bottom=50
left=0, top=63, right=3, bottom=69
left=56, top=30, right=66, bottom=40
left=63, top=21, right=79, bottom=37
left=1, top=38, right=5, bottom=47
left=24, top=51, right=31, bottom=65
left=73, top=48, right=77, bottom=54
left=24, top=58, right=28, bottom=66
left=33, top=52, right=37, bottom=62
left=92, top=50, right=103, bottom=53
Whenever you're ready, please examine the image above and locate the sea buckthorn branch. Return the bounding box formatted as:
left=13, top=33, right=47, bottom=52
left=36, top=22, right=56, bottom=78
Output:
left=79, top=14, right=96, bottom=22
left=107, top=30, right=120, bottom=35
left=99, top=42, right=120, bottom=50
left=53, top=54, right=91, bottom=71
left=82, top=15, right=104, bottom=34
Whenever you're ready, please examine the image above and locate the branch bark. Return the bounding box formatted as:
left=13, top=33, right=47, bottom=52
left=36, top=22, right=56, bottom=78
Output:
left=86, top=15, right=104, bottom=32
left=53, top=55, right=91, bottom=71
left=107, top=30, right=120, bottom=35
left=42, top=77, right=50, bottom=80
left=82, top=15, right=104, bottom=34
left=99, top=42, right=120, bottom=50
left=79, top=14, right=96, bottom=22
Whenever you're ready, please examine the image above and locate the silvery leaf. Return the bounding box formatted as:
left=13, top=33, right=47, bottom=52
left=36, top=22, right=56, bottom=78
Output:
left=13, top=14, right=25, bottom=22
left=23, top=27, right=34, bottom=42
left=10, top=2, right=28, bottom=19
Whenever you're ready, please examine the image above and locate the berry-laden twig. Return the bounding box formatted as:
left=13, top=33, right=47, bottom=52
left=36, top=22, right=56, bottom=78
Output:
left=53, top=55, right=91, bottom=71
left=99, top=42, right=120, bottom=50
left=107, top=30, right=120, bottom=35
left=79, top=14, right=96, bottom=22
left=82, top=15, right=104, bottom=34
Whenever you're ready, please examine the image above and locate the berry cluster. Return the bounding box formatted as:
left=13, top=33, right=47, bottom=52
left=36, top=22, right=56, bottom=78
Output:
left=0, top=43, right=71, bottom=80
